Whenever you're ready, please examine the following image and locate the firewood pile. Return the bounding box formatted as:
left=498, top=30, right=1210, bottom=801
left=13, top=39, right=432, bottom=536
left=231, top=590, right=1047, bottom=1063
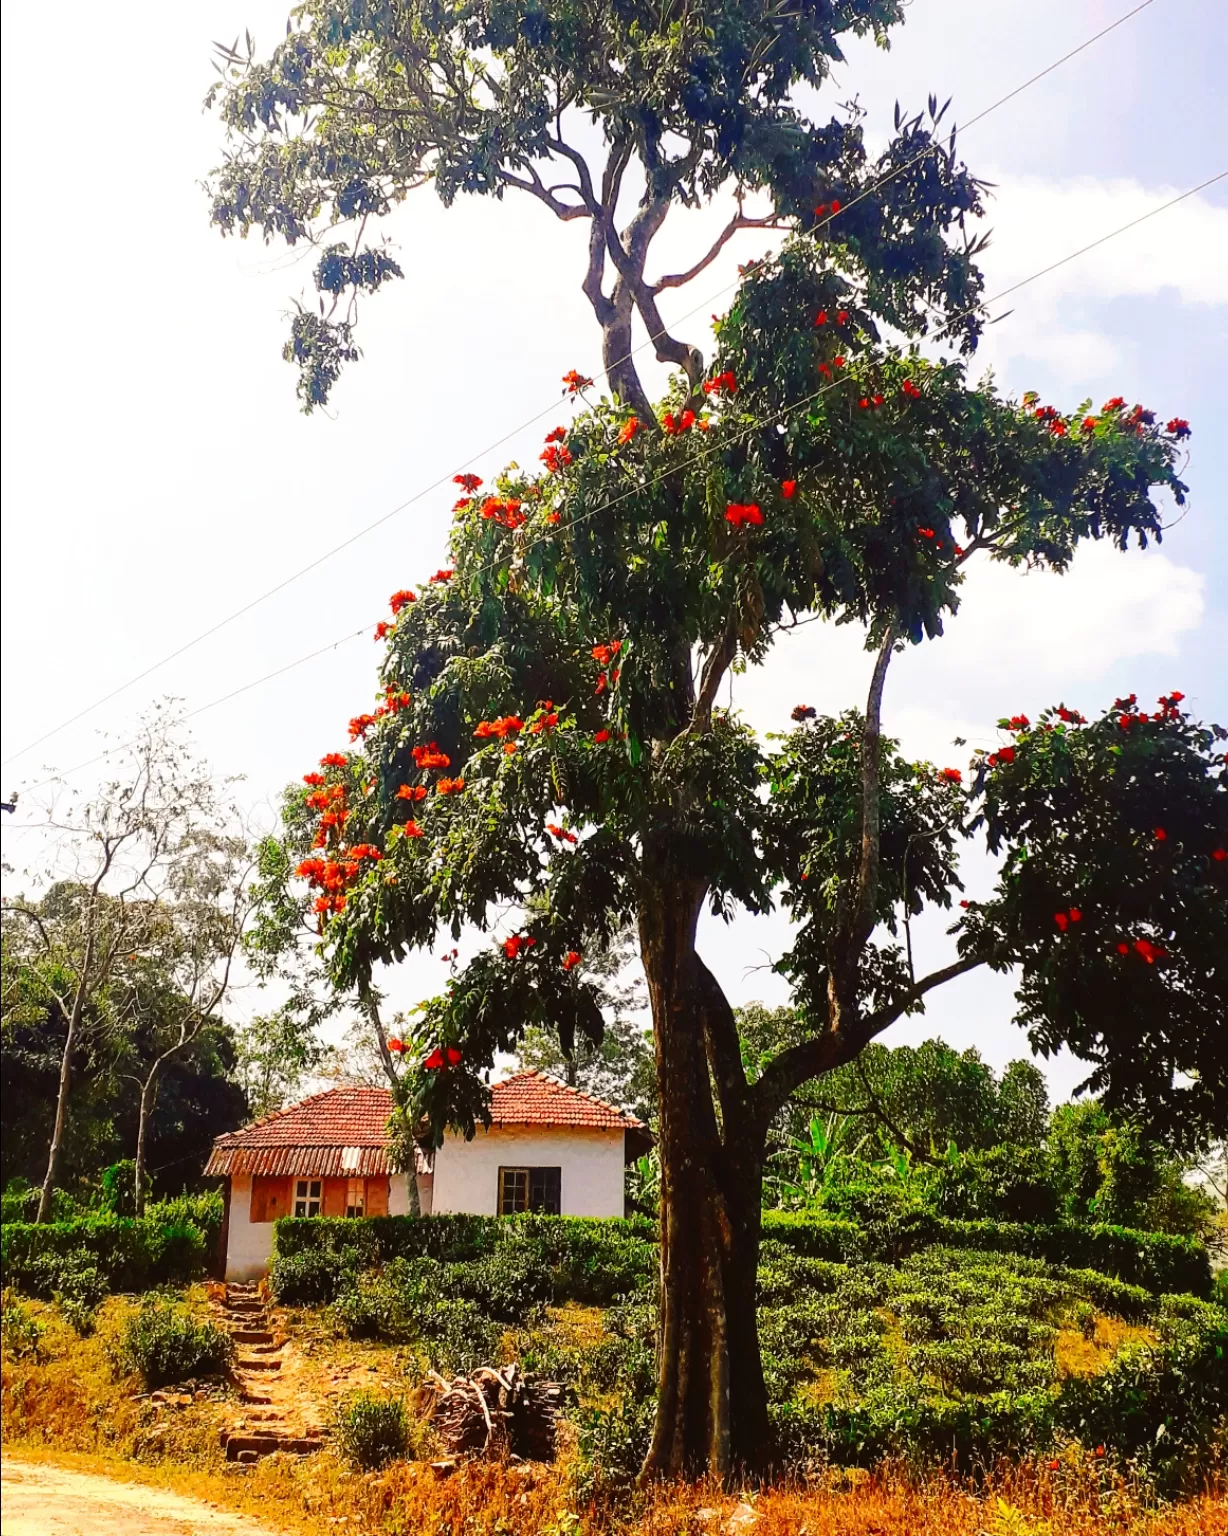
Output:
left=416, top=1363, right=565, bottom=1461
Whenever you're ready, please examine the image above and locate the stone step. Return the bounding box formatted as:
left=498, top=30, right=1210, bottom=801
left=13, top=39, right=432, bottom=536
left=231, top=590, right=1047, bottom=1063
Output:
left=230, top=1330, right=275, bottom=1345
left=239, top=1393, right=273, bottom=1405
left=225, top=1433, right=323, bottom=1462
left=236, top=1357, right=282, bottom=1372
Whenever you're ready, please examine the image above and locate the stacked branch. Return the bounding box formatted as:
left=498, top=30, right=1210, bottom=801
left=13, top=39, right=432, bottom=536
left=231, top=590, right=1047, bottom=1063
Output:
left=416, top=1363, right=565, bottom=1462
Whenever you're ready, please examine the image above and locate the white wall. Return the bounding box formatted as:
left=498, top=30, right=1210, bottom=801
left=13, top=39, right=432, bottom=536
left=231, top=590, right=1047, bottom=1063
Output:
left=431, top=1127, right=626, bottom=1218
left=224, top=1173, right=275, bottom=1281
left=388, top=1171, right=412, bottom=1216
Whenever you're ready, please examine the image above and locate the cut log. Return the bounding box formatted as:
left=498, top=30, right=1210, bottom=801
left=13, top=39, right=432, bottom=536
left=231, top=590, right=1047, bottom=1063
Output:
left=416, top=1364, right=565, bottom=1462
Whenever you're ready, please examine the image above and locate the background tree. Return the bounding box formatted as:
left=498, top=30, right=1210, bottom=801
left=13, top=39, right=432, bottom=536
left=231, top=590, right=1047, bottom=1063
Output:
left=210, top=0, right=1225, bottom=1480
left=0, top=708, right=253, bottom=1220
left=233, top=1006, right=332, bottom=1120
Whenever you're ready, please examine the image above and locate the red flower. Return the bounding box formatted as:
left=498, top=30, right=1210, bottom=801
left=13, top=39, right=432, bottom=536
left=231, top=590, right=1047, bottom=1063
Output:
left=830, top=198, right=841, bottom=213
left=1048, top=1460, right=1060, bottom=1472
left=436, top=776, right=465, bottom=795
left=375, top=621, right=393, bottom=642
left=389, top=589, right=416, bottom=614
left=680, top=409, right=696, bottom=432
left=918, top=527, right=936, bottom=539
left=959, top=900, right=970, bottom=909
left=412, top=743, right=452, bottom=770
left=1154, top=828, right=1167, bottom=841
left=837, top=310, right=849, bottom=324
left=593, top=729, right=611, bottom=744
left=545, top=426, right=567, bottom=443
left=503, top=934, right=536, bottom=960
left=618, top=416, right=641, bottom=444
left=562, top=950, right=582, bottom=972
left=400, top=820, right=424, bottom=839
left=1082, top=416, right=1098, bottom=433
left=503, top=742, right=517, bottom=755
left=818, top=363, right=831, bottom=378
left=562, top=369, right=593, bottom=394
left=423, top=1046, right=445, bottom=1070
left=987, top=746, right=1016, bottom=768
left=901, top=379, right=922, bottom=399
left=815, top=310, right=829, bottom=326
left=349, top=714, right=377, bottom=741
left=1212, top=849, right=1227, bottom=862
left=1102, top=396, right=1125, bottom=412
left=454, top=473, right=482, bottom=493
left=320, top=752, right=347, bottom=768
left=939, top=768, right=962, bottom=783
left=1132, top=938, right=1166, bottom=965
left=1069, top=908, right=1083, bottom=923
left=872, top=393, right=884, bottom=407
left=858, top=398, right=870, bottom=410
left=725, top=503, right=764, bottom=527
left=702, top=371, right=738, bottom=396
left=791, top=705, right=817, bottom=723
left=397, top=784, right=428, bottom=802
left=1166, top=417, right=1191, bottom=439
left=781, top=480, right=797, bottom=498
left=429, top=569, right=453, bottom=584
left=541, top=443, right=573, bottom=473
left=1117, top=942, right=1130, bottom=955
left=1008, top=715, right=1030, bottom=731
left=303, top=772, right=326, bottom=787
left=547, top=510, right=562, bottom=524
left=833, top=356, right=846, bottom=368
left=813, top=203, right=828, bottom=218
left=386, top=1037, right=404, bottom=1053
left=1054, top=912, right=1069, bottom=931
left=475, top=715, right=523, bottom=741
left=1094, top=1446, right=1105, bottom=1459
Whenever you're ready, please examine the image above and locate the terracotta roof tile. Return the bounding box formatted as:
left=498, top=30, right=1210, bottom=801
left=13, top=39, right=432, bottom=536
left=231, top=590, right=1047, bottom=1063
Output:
left=205, top=1074, right=646, bottom=1178
left=488, top=1070, right=646, bottom=1130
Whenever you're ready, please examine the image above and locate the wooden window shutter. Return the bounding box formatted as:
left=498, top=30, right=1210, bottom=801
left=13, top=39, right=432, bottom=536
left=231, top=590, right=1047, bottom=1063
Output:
left=250, top=1176, right=291, bottom=1223
left=322, top=1178, right=347, bottom=1218
left=250, top=1179, right=268, bottom=1223
left=365, top=1177, right=389, bottom=1218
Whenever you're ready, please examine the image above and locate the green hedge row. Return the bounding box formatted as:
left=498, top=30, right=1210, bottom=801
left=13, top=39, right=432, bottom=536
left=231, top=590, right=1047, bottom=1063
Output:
left=759, top=1211, right=1210, bottom=1297
left=270, top=1209, right=1208, bottom=1305
left=0, top=1216, right=213, bottom=1296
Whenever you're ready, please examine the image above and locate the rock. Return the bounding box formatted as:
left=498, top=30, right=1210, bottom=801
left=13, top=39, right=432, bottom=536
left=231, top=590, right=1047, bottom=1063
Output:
left=724, top=1503, right=759, bottom=1534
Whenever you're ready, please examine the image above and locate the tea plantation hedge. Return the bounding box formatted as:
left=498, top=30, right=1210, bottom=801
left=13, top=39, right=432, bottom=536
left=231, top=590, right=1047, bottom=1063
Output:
left=269, top=1209, right=1209, bottom=1306
left=1, top=1211, right=216, bottom=1298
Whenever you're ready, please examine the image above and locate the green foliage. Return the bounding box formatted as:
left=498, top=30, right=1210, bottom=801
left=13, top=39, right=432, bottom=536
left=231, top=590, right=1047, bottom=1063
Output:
left=1, top=1289, right=47, bottom=1360
left=1, top=1215, right=213, bottom=1298
left=111, top=1297, right=233, bottom=1389
left=331, top=1389, right=412, bottom=1470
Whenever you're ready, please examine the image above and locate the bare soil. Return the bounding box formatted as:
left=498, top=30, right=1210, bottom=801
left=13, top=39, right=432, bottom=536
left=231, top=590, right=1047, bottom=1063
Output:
left=0, top=1456, right=280, bottom=1536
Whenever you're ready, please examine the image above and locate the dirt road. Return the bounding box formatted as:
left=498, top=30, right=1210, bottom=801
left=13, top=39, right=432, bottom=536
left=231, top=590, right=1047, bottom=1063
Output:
left=0, top=1458, right=278, bottom=1536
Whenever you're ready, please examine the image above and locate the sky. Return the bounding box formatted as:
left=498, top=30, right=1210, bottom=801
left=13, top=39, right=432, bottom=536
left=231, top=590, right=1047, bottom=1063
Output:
left=1, top=0, right=1225, bottom=1101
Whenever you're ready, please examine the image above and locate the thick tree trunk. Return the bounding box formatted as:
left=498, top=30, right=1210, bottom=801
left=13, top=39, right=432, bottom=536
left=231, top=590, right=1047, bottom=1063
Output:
left=637, top=882, right=773, bottom=1483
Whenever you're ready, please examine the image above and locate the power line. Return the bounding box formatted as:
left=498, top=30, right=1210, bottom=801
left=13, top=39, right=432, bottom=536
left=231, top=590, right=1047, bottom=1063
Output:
left=25, top=165, right=1222, bottom=798
left=1, top=0, right=1162, bottom=771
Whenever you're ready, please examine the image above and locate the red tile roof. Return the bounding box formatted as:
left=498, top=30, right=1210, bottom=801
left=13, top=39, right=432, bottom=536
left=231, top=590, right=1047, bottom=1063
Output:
left=205, top=1074, right=646, bottom=1178
left=488, top=1071, right=646, bottom=1131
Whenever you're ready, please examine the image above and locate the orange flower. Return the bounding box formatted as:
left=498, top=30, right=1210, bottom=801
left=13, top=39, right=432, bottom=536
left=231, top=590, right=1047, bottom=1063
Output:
left=436, top=777, right=465, bottom=795
left=618, top=416, right=641, bottom=444
left=454, top=473, right=482, bottom=492
left=303, top=772, right=326, bottom=787
left=389, top=589, right=416, bottom=614
left=544, top=425, right=567, bottom=443
left=396, top=784, right=428, bottom=802
left=562, top=369, right=593, bottom=394
left=349, top=713, right=377, bottom=740
left=320, top=753, right=347, bottom=768
left=781, top=480, right=797, bottom=498
left=547, top=510, right=562, bottom=524
left=593, top=729, right=611, bottom=744
left=375, top=621, right=393, bottom=642
left=399, top=820, right=424, bottom=838
left=563, top=950, right=582, bottom=971
left=429, top=569, right=453, bottom=584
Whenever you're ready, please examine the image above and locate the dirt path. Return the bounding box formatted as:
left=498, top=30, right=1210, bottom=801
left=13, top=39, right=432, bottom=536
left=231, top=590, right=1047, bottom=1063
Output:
left=0, top=1458, right=279, bottom=1536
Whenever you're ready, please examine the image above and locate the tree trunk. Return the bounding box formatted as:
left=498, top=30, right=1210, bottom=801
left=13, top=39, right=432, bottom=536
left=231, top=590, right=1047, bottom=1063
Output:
left=134, top=1069, right=158, bottom=1218
left=637, top=882, right=773, bottom=1482
left=37, top=930, right=96, bottom=1224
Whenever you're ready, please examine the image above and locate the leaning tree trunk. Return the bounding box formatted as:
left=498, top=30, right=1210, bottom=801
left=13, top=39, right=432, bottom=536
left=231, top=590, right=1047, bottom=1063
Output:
left=37, top=931, right=96, bottom=1223
left=134, top=1069, right=159, bottom=1218
left=637, top=881, right=773, bottom=1483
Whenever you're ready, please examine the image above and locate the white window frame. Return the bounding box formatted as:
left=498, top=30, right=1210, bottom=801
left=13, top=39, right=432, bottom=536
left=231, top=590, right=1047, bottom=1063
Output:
left=294, top=1178, right=322, bottom=1218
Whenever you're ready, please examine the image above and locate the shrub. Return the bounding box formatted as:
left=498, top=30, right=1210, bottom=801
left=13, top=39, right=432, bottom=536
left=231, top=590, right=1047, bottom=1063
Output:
left=111, top=1298, right=234, bottom=1388
left=572, top=1398, right=655, bottom=1503
left=931, top=1146, right=1063, bottom=1225
left=1, top=1290, right=46, bottom=1361
left=332, top=1390, right=411, bottom=1469
left=1, top=1216, right=211, bottom=1297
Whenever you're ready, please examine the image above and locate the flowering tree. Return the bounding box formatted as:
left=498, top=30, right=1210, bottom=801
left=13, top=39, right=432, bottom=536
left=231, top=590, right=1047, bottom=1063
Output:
left=213, top=0, right=1226, bottom=1478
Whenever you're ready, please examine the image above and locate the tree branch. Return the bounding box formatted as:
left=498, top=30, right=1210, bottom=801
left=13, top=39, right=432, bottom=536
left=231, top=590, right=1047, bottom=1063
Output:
left=651, top=211, right=784, bottom=294
left=853, top=626, right=897, bottom=947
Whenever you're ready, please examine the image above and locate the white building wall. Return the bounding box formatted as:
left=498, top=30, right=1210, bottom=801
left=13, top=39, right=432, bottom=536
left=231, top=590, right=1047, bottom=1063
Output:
left=431, top=1126, right=626, bottom=1218
left=388, top=1171, right=412, bottom=1216
left=225, top=1174, right=275, bottom=1281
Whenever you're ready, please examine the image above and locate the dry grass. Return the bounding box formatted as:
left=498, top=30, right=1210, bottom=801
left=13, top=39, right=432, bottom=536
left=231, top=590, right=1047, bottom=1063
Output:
left=1055, top=1316, right=1157, bottom=1379
left=5, top=1443, right=1226, bottom=1536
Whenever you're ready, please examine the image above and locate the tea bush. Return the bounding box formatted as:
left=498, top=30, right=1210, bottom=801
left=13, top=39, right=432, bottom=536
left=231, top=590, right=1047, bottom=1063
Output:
left=110, top=1297, right=234, bottom=1388
left=332, top=1389, right=412, bottom=1469
left=1, top=1217, right=211, bottom=1297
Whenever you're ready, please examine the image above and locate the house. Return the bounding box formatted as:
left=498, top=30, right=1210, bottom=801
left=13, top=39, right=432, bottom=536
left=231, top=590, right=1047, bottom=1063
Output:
left=205, top=1071, right=651, bottom=1280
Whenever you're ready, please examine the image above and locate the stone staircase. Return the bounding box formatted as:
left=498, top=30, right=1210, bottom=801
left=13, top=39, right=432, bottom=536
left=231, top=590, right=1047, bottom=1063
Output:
left=212, top=1282, right=325, bottom=1463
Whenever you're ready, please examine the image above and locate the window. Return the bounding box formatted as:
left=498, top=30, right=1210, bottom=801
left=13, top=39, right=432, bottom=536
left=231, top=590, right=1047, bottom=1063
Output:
left=293, top=1179, right=322, bottom=1218
left=498, top=1166, right=561, bottom=1216
left=345, top=1177, right=365, bottom=1219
